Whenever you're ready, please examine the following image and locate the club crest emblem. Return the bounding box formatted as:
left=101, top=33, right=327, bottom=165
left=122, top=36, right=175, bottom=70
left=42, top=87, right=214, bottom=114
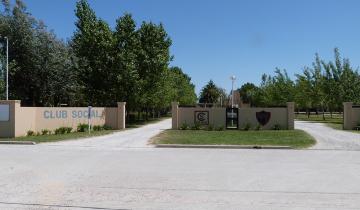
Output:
left=256, top=111, right=271, bottom=126
left=194, top=111, right=209, bottom=125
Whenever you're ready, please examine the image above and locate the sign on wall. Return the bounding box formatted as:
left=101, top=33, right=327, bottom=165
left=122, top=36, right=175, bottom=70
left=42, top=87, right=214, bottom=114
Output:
left=194, top=111, right=209, bottom=125
left=43, top=109, right=104, bottom=119
left=0, top=104, right=10, bottom=121
left=256, top=111, right=271, bottom=126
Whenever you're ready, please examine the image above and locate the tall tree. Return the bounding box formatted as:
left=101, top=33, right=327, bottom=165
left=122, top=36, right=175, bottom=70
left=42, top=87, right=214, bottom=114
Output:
left=136, top=21, right=172, bottom=116
left=199, top=80, right=221, bottom=106
left=73, top=0, right=114, bottom=106
left=113, top=13, right=140, bottom=111
left=168, top=66, right=197, bottom=105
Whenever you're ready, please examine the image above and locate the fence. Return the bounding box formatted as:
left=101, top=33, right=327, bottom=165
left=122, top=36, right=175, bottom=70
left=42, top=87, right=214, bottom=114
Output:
left=0, top=100, right=126, bottom=138
left=172, top=102, right=294, bottom=130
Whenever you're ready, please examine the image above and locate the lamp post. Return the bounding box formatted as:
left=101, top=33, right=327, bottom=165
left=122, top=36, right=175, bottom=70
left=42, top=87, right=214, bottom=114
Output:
left=230, top=76, right=236, bottom=108
left=0, top=36, right=9, bottom=100
left=229, top=76, right=236, bottom=128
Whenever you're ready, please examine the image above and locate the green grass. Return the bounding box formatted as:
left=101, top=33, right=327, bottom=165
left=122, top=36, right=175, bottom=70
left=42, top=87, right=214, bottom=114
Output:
left=1, top=130, right=115, bottom=144
left=153, top=129, right=316, bottom=149
left=295, top=113, right=343, bottom=124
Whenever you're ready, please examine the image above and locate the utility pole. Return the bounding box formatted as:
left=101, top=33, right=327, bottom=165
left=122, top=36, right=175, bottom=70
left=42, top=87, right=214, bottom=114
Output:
left=6, top=37, right=8, bottom=100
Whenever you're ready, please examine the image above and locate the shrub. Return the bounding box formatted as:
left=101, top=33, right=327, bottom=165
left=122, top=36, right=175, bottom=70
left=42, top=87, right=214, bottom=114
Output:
left=103, top=125, right=112, bottom=130
left=243, top=123, right=251, bottom=131
left=180, top=122, right=189, bottom=130
left=207, top=124, right=215, bottom=131
left=77, top=123, right=89, bottom=132
left=191, top=122, right=201, bottom=130
left=255, top=124, right=261, bottom=131
left=273, top=124, right=281, bottom=130
left=93, top=125, right=104, bottom=131
left=41, top=129, right=51, bottom=135
left=55, top=127, right=72, bottom=135
left=27, top=130, right=35, bottom=136
left=64, top=127, right=72, bottom=133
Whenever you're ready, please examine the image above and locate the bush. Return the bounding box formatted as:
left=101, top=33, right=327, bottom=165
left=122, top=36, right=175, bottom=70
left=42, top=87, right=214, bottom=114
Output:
left=55, top=127, right=72, bottom=135
left=191, top=122, right=201, bottom=130
left=255, top=124, right=261, bottom=131
left=64, top=127, right=72, bottom=133
left=207, top=124, right=215, bottom=131
left=103, top=125, right=112, bottom=130
left=27, top=130, right=35, bottom=136
left=243, top=123, right=251, bottom=131
left=41, top=129, right=51, bottom=135
left=77, top=123, right=89, bottom=132
left=273, top=124, right=281, bottom=130
left=93, top=125, right=104, bottom=131
left=180, top=122, right=189, bottom=130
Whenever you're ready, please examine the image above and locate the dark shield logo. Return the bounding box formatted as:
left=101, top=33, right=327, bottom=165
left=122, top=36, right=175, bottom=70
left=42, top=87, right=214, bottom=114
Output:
left=256, top=111, right=271, bottom=126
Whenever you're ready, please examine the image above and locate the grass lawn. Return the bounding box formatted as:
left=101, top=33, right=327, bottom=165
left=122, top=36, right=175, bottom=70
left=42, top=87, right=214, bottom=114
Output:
left=1, top=130, right=115, bottom=144
left=153, top=130, right=316, bottom=149
left=295, top=113, right=343, bottom=124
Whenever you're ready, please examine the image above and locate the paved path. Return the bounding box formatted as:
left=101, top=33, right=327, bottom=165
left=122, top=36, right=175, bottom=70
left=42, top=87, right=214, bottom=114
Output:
left=296, top=121, right=360, bottom=150
left=42, top=119, right=171, bottom=149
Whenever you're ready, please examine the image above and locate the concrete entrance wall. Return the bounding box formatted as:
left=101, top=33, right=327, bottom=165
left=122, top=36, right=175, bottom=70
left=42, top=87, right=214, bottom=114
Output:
left=343, top=102, right=360, bottom=130
left=172, top=102, right=294, bottom=130
left=0, top=100, right=126, bottom=138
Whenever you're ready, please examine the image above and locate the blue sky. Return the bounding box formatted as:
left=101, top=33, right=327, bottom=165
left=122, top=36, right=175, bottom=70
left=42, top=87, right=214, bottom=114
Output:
left=22, top=0, right=360, bottom=94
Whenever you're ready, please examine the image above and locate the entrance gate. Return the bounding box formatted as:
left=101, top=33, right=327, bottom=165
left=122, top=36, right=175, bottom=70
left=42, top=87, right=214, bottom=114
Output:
left=226, top=108, right=238, bottom=129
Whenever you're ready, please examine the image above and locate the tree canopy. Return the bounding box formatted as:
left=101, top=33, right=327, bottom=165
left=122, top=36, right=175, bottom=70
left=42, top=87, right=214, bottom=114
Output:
left=0, top=0, right=197, bottom=113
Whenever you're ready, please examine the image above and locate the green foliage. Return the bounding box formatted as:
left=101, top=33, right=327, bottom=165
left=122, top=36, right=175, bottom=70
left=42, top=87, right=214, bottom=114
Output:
left=206, top=124, right=215, bottom=131
left=199, top=80, right=222, bottom=105
left=41, top=129, right=51, bottom=135
left=238, top=83, right=260, bottom=106
left=54, top=127, right=72, bottom=135
left=0, top=0, right=196, bottom=111
left=93, top=125, right=104, bottom=131
left=0, top=0, right=81, bottom=106
left=255, top=124, right=261, bottom=131
left=243, top=122, right=252, bottom=131
left=77, top=123, right=89, bottom=132
left=272, top=124, right=281, bottom=130
left=103, top=125, right=112, bottom=130
left=191, top=122, right=201, bottom=130
left=180, top=122, right=189, bottom=130
left=27, top=130, right=35, bottom=136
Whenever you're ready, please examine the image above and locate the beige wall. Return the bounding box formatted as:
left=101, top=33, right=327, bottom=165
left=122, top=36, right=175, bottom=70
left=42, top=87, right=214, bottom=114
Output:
left=238, top=108, right=287, bottom=129
left=177, top=107, right=226, bottom=128
left=173, top=102, right=294, bottom=130
left=343, top=102, right=360, bottom=130
left=0, top=100, right=126, bottom=138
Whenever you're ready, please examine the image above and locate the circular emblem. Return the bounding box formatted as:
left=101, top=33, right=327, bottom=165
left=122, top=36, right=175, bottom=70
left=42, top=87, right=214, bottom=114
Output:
left=197, top=112, right=206, bottom=122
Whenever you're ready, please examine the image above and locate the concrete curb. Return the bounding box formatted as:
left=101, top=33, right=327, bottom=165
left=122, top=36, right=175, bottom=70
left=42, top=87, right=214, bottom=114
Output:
left=0, top=141, right=36, bottom=145
left=155, top=144, right=292, bottom=149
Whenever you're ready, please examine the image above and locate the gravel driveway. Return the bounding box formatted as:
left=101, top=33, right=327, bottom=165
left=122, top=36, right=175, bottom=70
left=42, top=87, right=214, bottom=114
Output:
left=42, top=118, right=171, bottom=149
left=296, top=121, right=360, bottom=150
